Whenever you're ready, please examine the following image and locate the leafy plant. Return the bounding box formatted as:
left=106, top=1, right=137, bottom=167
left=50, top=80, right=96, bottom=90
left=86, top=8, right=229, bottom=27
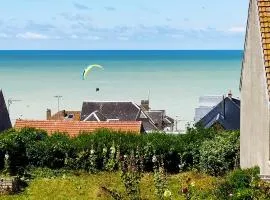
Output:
left=199, top=131, right=239, bottom=176
left=153, top=155, right=170, bottom=200
left=105, top=141, right=117, bottom=171
left=120, top=152, right=142, bottom=200
left=215, top=167, right=260, bottom=200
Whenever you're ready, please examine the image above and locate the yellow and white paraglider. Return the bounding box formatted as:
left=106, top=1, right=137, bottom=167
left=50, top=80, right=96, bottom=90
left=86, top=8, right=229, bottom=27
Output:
left=82, top=64, right=104, bottom=80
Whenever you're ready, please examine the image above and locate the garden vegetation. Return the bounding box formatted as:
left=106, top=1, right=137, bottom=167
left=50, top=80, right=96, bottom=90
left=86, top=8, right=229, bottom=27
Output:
left=0, top=127, right=269, bottom=199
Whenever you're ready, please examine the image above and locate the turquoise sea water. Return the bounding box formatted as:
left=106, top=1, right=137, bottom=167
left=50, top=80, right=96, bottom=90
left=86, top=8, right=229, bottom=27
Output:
left=0, top=50, right=242, bottom=126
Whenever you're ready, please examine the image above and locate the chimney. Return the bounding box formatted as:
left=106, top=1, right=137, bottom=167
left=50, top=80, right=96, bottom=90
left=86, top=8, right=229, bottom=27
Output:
left=141, top=100, right=150, bottom=111
left=63, top=110, right=67, bottom=117
left=46, top=109, right=51, bottom=120
left=228, top=90, right=232, bottom=99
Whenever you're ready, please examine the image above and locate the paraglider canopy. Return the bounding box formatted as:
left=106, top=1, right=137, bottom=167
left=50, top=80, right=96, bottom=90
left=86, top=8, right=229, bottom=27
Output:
left=82, top=64, right=103, bottom=80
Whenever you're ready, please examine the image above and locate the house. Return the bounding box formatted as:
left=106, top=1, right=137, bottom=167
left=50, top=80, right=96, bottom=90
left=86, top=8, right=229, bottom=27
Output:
left=45, top=100, right=174, bottom=133
left=15, top=120, right=142, bottom=136
left=240, top=0, right=270, bottom=177
left=46, top=109, right=81, bottom=121
left=139, top=100, right=174, bottom=131
left=145, top=110, right=174, bottom=131
left=0, top=90, right=12, bottom=132
left=80, top=101, right=159, bottom=133
left=194, top=95, right=223, bottom=123
left=196, top=92, right=240, bottom=130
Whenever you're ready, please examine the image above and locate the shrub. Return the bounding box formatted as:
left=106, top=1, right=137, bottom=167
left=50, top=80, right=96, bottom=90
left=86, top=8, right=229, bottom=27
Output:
left=120, top=153, right=142, bottom=200
left=0, top=126, right=235, bottom=174
left=199, top=131, right=240, bottom=176
left=215, top=167, right=260, bottom=200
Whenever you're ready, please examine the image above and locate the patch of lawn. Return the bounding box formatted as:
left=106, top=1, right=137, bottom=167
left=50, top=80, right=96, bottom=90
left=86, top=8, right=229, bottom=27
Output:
left=1, top=171, right=218, bottom=200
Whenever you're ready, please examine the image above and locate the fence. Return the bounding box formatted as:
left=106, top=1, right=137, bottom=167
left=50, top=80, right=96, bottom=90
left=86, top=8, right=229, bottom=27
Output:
left=0, top=177, right=19, bottom=195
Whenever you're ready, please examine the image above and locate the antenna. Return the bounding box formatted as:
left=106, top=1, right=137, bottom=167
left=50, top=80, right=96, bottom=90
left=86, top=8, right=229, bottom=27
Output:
left=147, top=89, right=150, bottom=101
left=54, top=95, right=62, bottom=114
left=7, top=98, right=22, bottom=114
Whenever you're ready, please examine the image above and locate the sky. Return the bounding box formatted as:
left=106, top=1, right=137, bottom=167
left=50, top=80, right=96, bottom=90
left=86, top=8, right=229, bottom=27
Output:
left=0, top=0, right=248, bottom=50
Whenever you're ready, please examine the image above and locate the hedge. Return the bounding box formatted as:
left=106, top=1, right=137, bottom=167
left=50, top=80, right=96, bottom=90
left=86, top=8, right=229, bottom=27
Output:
left=0, top=126, right=239, bottom=176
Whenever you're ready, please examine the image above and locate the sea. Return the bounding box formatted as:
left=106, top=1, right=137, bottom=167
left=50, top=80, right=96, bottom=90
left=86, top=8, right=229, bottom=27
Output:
left=0, top=50, right=242, bottom=128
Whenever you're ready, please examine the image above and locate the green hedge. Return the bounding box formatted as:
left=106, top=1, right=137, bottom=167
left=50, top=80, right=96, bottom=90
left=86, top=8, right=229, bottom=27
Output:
left=0, top=126, right=239, bottom=175
left=199, top=131, right=240, bottom=176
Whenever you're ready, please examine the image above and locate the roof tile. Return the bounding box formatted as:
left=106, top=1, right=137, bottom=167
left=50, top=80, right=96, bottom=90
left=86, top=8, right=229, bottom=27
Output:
left=258, top=0, right=270, bottom=98
left=15, top=120, right=142, bottom=137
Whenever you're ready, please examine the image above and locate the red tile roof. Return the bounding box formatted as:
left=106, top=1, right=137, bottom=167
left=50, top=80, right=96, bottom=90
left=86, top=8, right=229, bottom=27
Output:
left=15, top=120, right=142, bottom=137
left=258, top=0, right=270, bottom=97
left=49, top=110, right=81, bottom=121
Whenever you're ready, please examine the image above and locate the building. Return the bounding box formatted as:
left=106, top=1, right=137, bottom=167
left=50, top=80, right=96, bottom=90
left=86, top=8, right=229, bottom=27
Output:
left=194, top=95, right=223, bottom=123
left=45, top=100, right=174, bottom=133
left=240, top=0, right=270, bottom=176
left=0, top=90, right=12, bottom=132
left=15, top=120, right=142, bottom=136
left=80, top=101, right=159, bottom=133
left=145, top=110, right=174, bottom=131
left=46, top=109, right=81, bottom=121
left=196, top=92, right=240, bottom=130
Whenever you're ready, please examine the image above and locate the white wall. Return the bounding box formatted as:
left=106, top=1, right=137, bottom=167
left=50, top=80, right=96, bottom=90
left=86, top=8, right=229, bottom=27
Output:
left=240, top=0, right=270, bottom=175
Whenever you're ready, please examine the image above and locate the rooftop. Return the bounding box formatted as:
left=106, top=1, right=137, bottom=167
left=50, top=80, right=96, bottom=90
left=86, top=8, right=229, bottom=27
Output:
left=15, top=120, right=142, bottom=137
left=258, top=0, right=270, bottom=98
left=0, top=90, right=12, bottom=132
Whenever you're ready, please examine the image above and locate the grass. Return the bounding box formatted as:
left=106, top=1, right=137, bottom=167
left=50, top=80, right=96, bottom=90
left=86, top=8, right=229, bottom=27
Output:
left=1, top=170, right=219, bottom=200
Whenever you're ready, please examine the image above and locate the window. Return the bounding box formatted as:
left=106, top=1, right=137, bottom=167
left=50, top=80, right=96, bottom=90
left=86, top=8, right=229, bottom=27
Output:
left=68, top=114, right=74, bottom=119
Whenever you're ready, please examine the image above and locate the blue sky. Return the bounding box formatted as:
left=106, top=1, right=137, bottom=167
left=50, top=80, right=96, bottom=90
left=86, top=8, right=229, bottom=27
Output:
left=0, top=0, right=248, bottom=50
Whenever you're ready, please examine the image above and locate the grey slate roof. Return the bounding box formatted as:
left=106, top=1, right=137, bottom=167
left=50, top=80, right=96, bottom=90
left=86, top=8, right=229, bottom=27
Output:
left=0, top=90, right=12, bottom=132
left=145, top=110, right=165, bottom=128
left=194, top=95, right=223, bottom=123
left=196, top=97, right=240, bottom=130
left=81, top=102, right=140, bottom=121
left=81, top=101, right=158, bottom=132
left=164, top=116, right=174, bottom=124
left=194, top=106, right=215, bottom=123
left=84, top=111, right=107, bottom=121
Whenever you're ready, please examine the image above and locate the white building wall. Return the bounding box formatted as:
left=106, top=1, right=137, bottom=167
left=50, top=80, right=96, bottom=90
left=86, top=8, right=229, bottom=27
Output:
left=240, top=0, right=270, bottom=175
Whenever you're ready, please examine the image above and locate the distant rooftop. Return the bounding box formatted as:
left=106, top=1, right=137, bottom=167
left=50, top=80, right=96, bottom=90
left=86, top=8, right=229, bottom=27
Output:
left=15, top=120, right=142, bottom=136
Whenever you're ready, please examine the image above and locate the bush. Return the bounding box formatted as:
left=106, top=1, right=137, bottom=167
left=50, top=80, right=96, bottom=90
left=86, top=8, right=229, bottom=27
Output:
left=0, top=126, right=237, bottom=175
left=199, top=131, right=240, bottom=176
left=215, top=167, right=260, bottom=200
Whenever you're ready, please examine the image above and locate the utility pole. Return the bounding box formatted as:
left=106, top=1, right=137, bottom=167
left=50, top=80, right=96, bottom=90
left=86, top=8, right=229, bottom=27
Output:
left=54, top=95, right=62, bottom=114
left=175, top=115, right=180, bottom=132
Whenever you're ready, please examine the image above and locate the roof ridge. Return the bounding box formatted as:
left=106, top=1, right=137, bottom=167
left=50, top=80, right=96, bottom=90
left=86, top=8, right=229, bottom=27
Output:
left=229, top=98, right=241, bottom=109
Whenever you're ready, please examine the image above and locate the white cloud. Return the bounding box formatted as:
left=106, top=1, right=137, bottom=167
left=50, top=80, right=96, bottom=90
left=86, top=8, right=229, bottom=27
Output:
left=71, top=34, right=78, bottom=39
left=0, top=33, right=9, bottom=38
left=85, top=35, right=101, bottom=40
left=228, top=26, right=245, bottom=33
left=117, top=36, right=129, bottom=41
left=73, top=3, right=90, bottom=10
left=16, top=32, right=49, bottom=39
left=169, top=34, right=184, bottom=39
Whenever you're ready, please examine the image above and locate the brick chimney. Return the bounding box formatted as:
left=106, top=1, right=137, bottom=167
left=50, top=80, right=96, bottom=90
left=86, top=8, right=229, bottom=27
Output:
left=46, top=109, right=51, bottom=120
left=141, top=100, right=150, bottom=111
left=228, top=90, right=232, bottom=99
